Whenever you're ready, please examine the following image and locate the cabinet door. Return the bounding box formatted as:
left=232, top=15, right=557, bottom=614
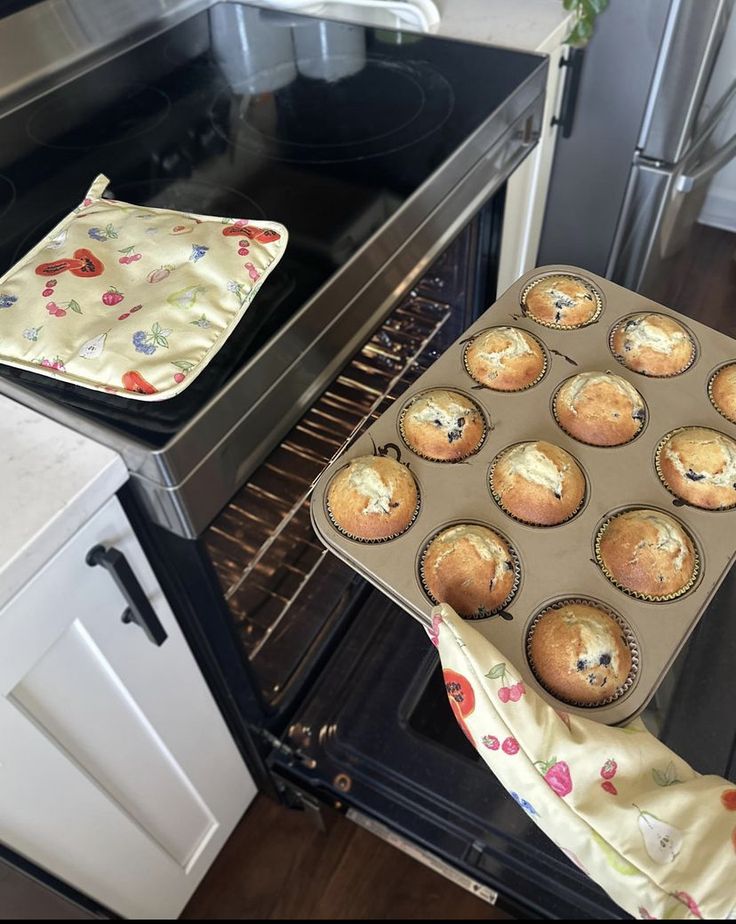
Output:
left=0, top=496, right=255, bottom=919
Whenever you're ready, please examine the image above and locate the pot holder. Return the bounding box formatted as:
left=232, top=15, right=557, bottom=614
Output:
left=431, top=603, right=736, bottom=919
left=0, top=175, right=288, bottom=400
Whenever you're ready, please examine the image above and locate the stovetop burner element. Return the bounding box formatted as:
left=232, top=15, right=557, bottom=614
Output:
left=26, top=83, right=172, bottom=150
left=212, top=58, right=454, bottom=163
left=0, top=175, right=17, bottom=221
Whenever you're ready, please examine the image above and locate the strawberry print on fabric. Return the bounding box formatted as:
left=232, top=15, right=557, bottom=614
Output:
left=534, top=757, right=573, bottom=797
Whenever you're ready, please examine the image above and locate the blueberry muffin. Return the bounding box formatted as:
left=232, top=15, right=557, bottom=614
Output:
left=464, top=326, right=546, bottom=391
left=327, top=455, right=419, bottom=541
left=709, top=364, right=736, bottom=424
left=400, top=389, right=485, bottom=461
left=490, top=440, right=585, bottom=526
left=527, top=601, right=633, bottom=706
left=522, top=273, right=601, bottom=328
left=596, top=508, right=698, bottom=599
left=610, top=313, right=695, bottom=377
left=656, top=426, right=736, bottom=510
left=554, top=371, right=646, bottom=446
left=421, top=524, right=518, bottom=618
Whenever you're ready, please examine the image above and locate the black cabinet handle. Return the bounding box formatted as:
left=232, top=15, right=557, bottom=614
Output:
left=86, top=545, right=168, bottom=646
left=551, top=48, right=585, bottom=138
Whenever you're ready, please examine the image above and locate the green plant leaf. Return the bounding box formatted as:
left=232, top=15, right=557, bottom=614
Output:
left=172, top=360, right=195, bottom=372
left=562, top=0, right=576, bottom=8
left=486, top=663, right=506, bottom=679
left=588, top=0, right=608, bottom=12
left=67, top=299, right=81, bottom=314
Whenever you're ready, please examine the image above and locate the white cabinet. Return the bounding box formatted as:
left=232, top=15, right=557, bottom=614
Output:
left=497, top=26, right=570, bottom=294
left=0, top=495, right=255, bottom=919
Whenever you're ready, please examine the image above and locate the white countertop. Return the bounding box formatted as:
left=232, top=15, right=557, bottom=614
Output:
left=247, top=0, right=571, bottom=52
left=0, top=396, right=127, bottom=609
left=435, top=0, right=570, bottom=52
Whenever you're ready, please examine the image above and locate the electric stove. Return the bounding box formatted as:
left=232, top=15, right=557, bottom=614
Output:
left=0, top=0, right=546, bottom=537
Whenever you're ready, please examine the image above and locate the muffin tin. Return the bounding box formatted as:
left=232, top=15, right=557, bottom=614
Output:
left=310, top=265, right=736, bottom=725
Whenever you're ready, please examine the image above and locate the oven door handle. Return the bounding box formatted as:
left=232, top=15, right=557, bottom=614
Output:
left=86, top=544, right=168, bottom=646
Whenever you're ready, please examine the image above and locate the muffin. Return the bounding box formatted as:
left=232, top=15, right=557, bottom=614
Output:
left=610, top=313, right=695, bottom=377
left=522, top=273, right=601, bottom=328
left=596, top=508, right=698, bottom=599
left=400, top=389, right=485, bottom=461
left=490, top=440, right=585, bottom=525
left=421, top=524, right=518, bottom=618
left=656, top=426, right=736, bottom=510
left=327, top=455, right=419, bottom=541
left=554, top=371, right=646, bottom=446
left=709, top=364, right=736, bottom=423
left=527, top=601, right=633, bottom=706
left=464, top=326, right=546, bottom=391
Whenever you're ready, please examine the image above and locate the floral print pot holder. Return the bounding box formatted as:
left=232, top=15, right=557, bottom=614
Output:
left=0, top=175, right=288, bottom=399
left=432, top=603, right=736, bottom=919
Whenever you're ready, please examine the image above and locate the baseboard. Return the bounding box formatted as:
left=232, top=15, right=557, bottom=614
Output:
left=699, top=187, right=736, bottom=233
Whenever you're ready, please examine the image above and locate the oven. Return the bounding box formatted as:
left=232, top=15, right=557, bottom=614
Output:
left=7, top=1, right=733, bottom=919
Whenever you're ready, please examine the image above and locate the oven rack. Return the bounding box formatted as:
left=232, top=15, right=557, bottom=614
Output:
left=204, top=281, right=458, bottom=702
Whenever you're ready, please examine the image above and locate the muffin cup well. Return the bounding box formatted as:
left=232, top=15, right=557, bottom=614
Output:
left=520, top=272, right=603, bottom=330
left=398, top=388, right=488, bottom=462
left=324, top=462, right=422, bottom=543
left=417, top=520, right=521, bottom=619
left=462, top=326, right=548, bottom=392
left=707, top=362, right=736, bottom=424
left=550, top=374, right=647, bottom=448
left=488, top=442, right=588, bottom=527
left=608, top=313, right=697, bottom=378
left=654, top=427, right=736, bottom=512
left=525, top=597, right=639, bottom=708
left=593, top=506, right=701, bottom=601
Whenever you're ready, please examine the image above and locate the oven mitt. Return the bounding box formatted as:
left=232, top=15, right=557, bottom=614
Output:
left=430, top=603, right=736, bottom=920
left=0, top=174, right=287, bottom=400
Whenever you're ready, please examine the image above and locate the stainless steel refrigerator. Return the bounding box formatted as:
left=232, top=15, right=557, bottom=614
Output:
left=538, top=0, right=736, bottom=303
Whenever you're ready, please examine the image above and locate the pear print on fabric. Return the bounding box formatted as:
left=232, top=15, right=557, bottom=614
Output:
left=633, top=804, right=682, bottom=863
left=78, top=331, right=107, bottom=359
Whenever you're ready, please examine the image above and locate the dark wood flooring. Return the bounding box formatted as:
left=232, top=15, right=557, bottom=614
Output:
left=182, top=795, right=504, bottom=920
left=182, top=223, right=736, bottom=921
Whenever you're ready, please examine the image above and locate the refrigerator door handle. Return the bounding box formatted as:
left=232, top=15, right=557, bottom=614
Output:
left=676, top=131, right=736, bottom=192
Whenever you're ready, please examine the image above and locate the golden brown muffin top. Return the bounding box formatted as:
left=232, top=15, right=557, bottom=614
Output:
left=522, top=274, right=600, bottom=328
left=528, top=601, right=632, bottom=705
left=710, top=365, right=736, bottom=423
left=611, top=312, right=694, bottom=373
left=597, top=508, right=697, bottom=598
left=327, top=454, right=418, bottom=540
left=658, top=427, right=736, bottom=508
left=493, top=440, right=580, bottom=500
left=401, top=389, right=484, bottom=446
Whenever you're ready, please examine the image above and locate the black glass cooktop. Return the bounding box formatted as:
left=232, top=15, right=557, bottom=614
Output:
left=0, top=2, right=539, bottom=445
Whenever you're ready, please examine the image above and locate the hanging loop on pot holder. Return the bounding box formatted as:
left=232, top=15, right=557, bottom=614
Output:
left=84, top=174, right=111, bottom=201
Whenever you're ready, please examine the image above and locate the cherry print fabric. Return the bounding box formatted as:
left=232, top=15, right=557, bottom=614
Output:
left=432, top=603, right=736, bottom=919
left=0, top=175, right=287, bottom=400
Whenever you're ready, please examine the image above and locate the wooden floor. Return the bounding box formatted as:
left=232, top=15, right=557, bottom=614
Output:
left=182, top=795, right=504, bottom=920
left=182, top=223, right=736, bottom=921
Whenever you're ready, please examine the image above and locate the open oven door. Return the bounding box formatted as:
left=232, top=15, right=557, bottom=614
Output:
left=266, top=589, right=622, bottom=919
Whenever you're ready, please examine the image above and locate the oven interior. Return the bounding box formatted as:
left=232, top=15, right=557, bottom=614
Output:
left=201, top=203, right=502, bottom=717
